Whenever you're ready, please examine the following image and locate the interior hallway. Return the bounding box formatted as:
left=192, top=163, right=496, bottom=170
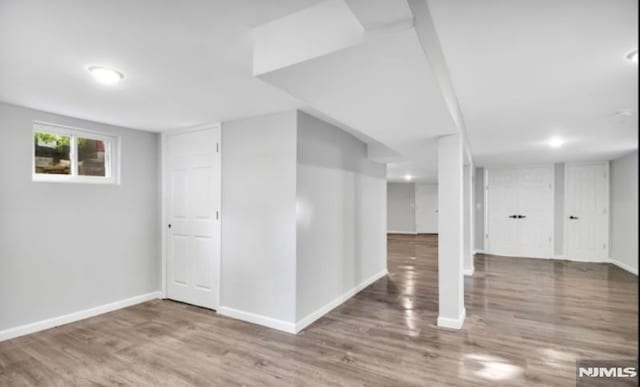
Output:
left=0, top=234, right=636, bottom=386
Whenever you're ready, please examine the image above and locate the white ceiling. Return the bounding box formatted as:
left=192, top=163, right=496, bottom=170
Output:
left=1, top=0, right=637, bottom=180
left=0, top=0, right=321, bottom=130
left=258, top=28, right=456, bottom=181
left=429, top=0, right=638, bottom=166
left=253, top=0, right=457, bottom=182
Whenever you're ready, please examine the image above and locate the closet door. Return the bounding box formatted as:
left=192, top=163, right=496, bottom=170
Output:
left=415, top=183, right=438, bottom=233
left=487, top=169, right=521, bottom=256
left=517, top=166, right=554, bottom=258
left=487, top=166, right=554, bottom=258
left=565, top=162, right=609, bottom=261
left=165, top=126, right=221, bottom=310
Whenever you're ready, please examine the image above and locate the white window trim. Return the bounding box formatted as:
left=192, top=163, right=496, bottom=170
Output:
left=32, top=121, right=121, bottom=185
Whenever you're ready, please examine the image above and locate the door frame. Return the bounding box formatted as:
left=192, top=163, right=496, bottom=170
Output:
left=563, top=160, right=609, bottom=261
left=160, top=123, right=222, bottom=308
left=484, top=164, right=555, bottom=258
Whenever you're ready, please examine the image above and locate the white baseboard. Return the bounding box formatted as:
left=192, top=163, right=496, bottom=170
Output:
left=557, top=255, right=609, bottom=263
left=218, top=307, right=296, bottom=334
left=485, top=251, right=607, bottom=262
left=464, top=267, right=475, bottom=276
left=295, top=269, right=388, bottom=333
left=0, top=291, right=162, bottom=342
left=217, top=270, right=389, bottom=335
left=609, top=258, right=638, bottom=275
left=482, top=251, right=551, bottom=260
left=437, top=308, right=466, bottom=330
left=387, top=230, right=417, bottom=235
left=478, top=252, right=637, bottom=275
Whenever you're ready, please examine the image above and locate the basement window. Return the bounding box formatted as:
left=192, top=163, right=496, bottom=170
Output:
left=33, top=122, right=119, bottom=184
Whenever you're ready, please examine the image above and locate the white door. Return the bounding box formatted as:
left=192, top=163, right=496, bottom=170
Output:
left=487, top=169, right=521, bottom=256
left=165, top=126, right=221, bottom=309
left=565, top=162, right=609, bottom=261
left=487, top=166, right=553, bottom=258
left=517, top=167, right=554, bottom=258
left=415, top=183, right=438, bottom=233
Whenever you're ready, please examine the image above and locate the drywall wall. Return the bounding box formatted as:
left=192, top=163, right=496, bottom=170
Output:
left=296, top=111, right=386, bottom=322
left=415, top=183, right=438, bottom=233
left=387, top=182, right=415, bottom=232
left=554, top=163, right=565, bottom=256
left=220, top=111, right=298, bottom=324
left=474, top=167, right=484, bottom=251
left=221, top=110, right=387, bottom=330
left=610, top=151, right=638, bottom=274
left=0, top=102, right=159, bottom=332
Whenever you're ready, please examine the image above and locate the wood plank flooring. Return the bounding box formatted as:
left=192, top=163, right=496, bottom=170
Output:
left=0, top=234, right=637, bottom=386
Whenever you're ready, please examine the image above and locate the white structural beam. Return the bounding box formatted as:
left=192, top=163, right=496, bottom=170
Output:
left=407, top=0, right=472, bottom=155
left=410, top=0, right=473, bottom=329
left=253, top=0, right=364, bottom=76
left=437, top=134, right=465, bottom=329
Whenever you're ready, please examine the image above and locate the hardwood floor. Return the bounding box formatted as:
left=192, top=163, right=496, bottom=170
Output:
left=0, top=234, right=637, bottom=386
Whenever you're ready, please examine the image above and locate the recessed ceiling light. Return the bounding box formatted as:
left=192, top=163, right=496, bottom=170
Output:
left=616, top=109, right=633, bottom=118
left=404, top=174, right=413, bottom=181
left=548, top=136, right=564, bottom=148
left=87, top=65, right=124, bottom=85
left=625, top=49, right=638, bottom=64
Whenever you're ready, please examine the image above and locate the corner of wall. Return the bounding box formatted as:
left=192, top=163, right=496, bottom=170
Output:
left=294, top=269, right=388, bottom=333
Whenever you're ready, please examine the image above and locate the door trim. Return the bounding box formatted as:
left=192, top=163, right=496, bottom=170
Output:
left=160, top=123, right=222, bottom=308
left=563, top=160, right=609, bottom=261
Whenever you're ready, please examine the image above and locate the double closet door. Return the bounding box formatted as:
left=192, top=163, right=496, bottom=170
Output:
left=487, top=166, right=554, bottom=258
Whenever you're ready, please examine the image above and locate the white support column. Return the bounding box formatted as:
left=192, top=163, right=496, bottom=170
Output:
left=470, top=165, right=475, bottom=268
left=437, top=134, right=465, bottom=329
left=463, top=157, right=475, bottom=276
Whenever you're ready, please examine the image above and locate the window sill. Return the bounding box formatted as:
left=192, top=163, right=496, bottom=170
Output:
left=32, top=174, right=119, bottom=185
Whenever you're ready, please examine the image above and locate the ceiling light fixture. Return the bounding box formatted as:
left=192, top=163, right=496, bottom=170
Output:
left=616, top=109, right=633, bottom=118
left=87, top=65, right=125, bottom=85
left=404, top=174, right=413, bottom=181
left=625, top=49, right=638, bottom=64
left=548, top=136, right=564, bottom=148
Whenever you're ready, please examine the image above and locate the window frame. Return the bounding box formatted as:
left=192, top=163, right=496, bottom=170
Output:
left=32, top=121, right=120, bottom=184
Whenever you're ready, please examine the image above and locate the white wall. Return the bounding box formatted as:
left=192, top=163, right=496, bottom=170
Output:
left=0, top=102, right=160, bottom=332
left=221, top=110, right=387, bottom=331
left=415, top=183, right=438, bottom=233
left=221, top=111, right=298, bottom=323
left=296, top=111, right=387, bottom=322
left=387, top=182, right=415, bottom=233
left=610, top=151, right=638, bottom=274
